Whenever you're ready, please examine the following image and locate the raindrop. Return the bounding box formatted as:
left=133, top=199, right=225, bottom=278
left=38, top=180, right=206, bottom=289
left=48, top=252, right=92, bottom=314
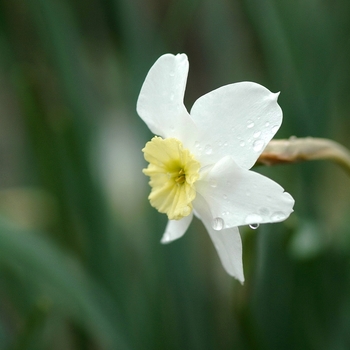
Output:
left=258, top=207, right=270, bottom=217
left=239, top=140, right=245, bottom=147
left=271, top=125, right=279, bottom=134
left=253, top=139, right=265, bottom=152
left=265, top=122, right=270, bottom=127
left=245, top=214, right=262, bottom=224
left=249, top=223, right=260, bottom=230
left=212, top=217, right=225, bottom=231
left=247, top=120, right=254, bottom=128
left=209, top=179, right=217, bottom=188
left=224, top=142, right=228, bottom=147
left=271, top=211, right=287, bottom=221
left=253, top=131, right=261, bottom=138
left=204, top=144, right=212, bottom=155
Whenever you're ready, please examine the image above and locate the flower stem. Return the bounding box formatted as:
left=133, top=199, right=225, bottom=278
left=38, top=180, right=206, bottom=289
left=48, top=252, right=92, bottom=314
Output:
left=257, top=137, right=350, bottom=176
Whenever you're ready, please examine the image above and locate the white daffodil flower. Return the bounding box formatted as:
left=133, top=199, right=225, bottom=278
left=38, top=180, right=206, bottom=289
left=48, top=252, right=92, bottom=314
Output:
left=137, top=53, right=294, bottom=283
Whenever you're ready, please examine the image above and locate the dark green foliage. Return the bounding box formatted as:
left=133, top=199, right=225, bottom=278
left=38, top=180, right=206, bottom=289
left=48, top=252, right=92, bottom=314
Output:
left=0, top=0, right=350, bottom=348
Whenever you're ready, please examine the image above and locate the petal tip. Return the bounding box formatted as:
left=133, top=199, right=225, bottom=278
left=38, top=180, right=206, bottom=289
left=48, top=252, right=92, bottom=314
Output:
left=160, top=231, right=172, bottom=244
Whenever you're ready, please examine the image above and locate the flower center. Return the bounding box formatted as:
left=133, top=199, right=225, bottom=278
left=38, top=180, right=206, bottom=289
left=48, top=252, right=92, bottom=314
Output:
left=142, top=136, right=200, bottom=220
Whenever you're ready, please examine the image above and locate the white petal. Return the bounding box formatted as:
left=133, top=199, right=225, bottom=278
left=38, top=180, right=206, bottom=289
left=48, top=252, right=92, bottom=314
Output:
left=196, top=156, right=294, bottom=228
left=193, top=193, right=244, bottom=282
left=189, top=82, right=282, bottom=169
left=160, top=212, right=193, bottom=244
left=136, top=53, right=196, bottom=141
left=206, top=226, right=244, bottom=283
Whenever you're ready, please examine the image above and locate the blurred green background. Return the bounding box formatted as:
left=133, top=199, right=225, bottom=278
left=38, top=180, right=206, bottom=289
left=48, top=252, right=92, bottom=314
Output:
left=0, top=0, right=350, bottom=349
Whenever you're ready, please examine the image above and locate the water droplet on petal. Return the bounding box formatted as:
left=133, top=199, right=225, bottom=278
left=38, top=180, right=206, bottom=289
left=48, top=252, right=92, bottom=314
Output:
left=245, top=214, right=262, bottom=224
left=265, top=122, right=270, bottom=127
left=271, top=211, right=287, bottom=221
left=224, top=142, right=228, bottom=147
left=212, top=217, right=225, bottom=231
left=253, top=131, right=261, bottom=138
left=204, top=144, right=212, bottom=154
left=249, top=223, right=260, bottom=230
left=239, top=140, right=245, bottom=147
left=209, top=179, right=217, bottom=188
left=247, top=120, right=254, bottom=128
left=253, top=139, right=265, bottom=152
left=258, top=207, right=270, bottom=217
left=271, top=125, right=279, bottom=134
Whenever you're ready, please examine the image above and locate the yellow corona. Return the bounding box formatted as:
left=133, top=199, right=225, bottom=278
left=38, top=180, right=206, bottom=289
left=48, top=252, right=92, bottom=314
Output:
left=143, top=136, right=200, bottom=220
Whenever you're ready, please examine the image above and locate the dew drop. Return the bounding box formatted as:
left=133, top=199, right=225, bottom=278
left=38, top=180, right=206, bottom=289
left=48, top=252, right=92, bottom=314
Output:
left=209, top=179, right=217, bottom=188
left=271, top=125, right=279, bottom=134
left=265, top=122, right=270, bottom=127
left=247, top=120, right=254, bottom=128
left=212, top=217, right=225, bottom=231
left=204, top=144, right=212, bottom=154
left=253, top=139, right=265, bottom=152
left=239, top=140, right=245, bottom=147
left=249, top=223, right=260, bottom=230
left=271, top=211, right=287, bottom=221
left=258, top=207, right=270, bottom=217
left=245, top=214, right=262, bottom=224
left=224, top=142, right=228, bottom=147
left=253, top=131, right=261, bottom=138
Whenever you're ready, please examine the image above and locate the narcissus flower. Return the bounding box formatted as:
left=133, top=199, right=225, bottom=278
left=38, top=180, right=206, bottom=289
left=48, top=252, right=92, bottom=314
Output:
left=137, top=53, right=294, bottom=282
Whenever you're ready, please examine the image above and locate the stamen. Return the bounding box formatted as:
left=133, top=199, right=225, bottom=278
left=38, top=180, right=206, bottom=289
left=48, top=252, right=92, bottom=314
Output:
left=175, top=169, right=186, bottom=184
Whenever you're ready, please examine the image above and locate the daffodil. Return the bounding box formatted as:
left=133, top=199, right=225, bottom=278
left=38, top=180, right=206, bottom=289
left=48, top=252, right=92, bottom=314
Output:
left=137, top=53, right=294, bottom=282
